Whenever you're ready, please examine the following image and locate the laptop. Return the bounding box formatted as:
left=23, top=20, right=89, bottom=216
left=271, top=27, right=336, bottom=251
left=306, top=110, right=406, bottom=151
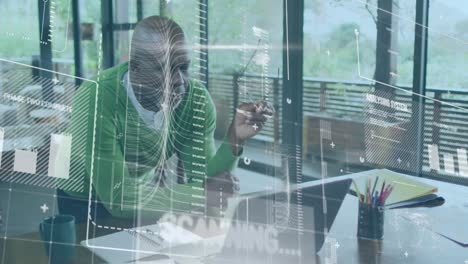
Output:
left=155, top=178, right=352, bottom=264
left=83, top=178, right=351, bottom=263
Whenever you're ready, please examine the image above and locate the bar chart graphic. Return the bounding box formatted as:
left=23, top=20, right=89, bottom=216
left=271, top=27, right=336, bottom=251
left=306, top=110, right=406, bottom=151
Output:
left=13, top=149, right=38, bottom=174
left=0, top=129, right=72, bottom=179
left=48, top=133, right=72, bottom=179
left=428, top=144, right=468, bottom=177
left=0, top=59, right=95, bottom=192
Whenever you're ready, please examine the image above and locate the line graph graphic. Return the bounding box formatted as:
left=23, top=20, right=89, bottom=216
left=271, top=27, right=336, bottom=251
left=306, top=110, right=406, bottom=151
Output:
left=354, top=28, right=468, bottom=113
left=49, top=0, right=73, bottom=53
left=6, top=0, right=72, bottom=52
left=285, top=0, right=290, bottom=80
left=352, top=0, right=468, bottom=46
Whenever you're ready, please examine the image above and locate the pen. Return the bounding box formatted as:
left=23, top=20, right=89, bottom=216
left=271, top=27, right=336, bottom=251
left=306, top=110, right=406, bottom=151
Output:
left=236, top=107, right=274, bottom=119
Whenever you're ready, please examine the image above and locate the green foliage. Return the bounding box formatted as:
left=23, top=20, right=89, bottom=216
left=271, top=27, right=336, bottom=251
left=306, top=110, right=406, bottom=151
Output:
left=455, top=19, right=468, bottom=40
left=327, top=23, right=360, bottom=49
left=304, top=22, right=376, bottom=82
left=0, top=1, right=39, bottom=58
left=0, top=0, right=465, bottom=89
left=53, top=0, right=101, bottom=78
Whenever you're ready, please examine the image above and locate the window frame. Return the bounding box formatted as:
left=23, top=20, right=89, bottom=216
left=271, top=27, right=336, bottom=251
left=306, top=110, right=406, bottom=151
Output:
left=37, top=0, right=467, bottom=186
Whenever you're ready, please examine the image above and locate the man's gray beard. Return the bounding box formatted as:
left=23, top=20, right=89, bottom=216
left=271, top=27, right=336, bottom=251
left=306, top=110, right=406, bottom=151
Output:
left=137, top=95, right=161, bottom=112
left=139, top=91, right=184, bottom=113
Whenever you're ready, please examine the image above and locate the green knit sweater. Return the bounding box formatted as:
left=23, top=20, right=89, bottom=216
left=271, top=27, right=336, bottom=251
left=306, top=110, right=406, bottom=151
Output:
left=67, top=62, right=240, bottom=220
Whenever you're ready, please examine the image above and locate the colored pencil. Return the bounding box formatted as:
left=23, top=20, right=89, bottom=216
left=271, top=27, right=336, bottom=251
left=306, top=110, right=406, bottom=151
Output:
left=364, top=179, right=368, bottom=204
left=382, top=185, right=394, bottom=205
left=379, top=181, right=386, bottom=205
left=371, top=176, right=379, bottom=200
left=352, top=180, right=363, bottom=202
left=386, top=186, right=394, bottom=200
left=374, top=191, right=380, bottom=206
left=366, top=178, right=371, bottom=204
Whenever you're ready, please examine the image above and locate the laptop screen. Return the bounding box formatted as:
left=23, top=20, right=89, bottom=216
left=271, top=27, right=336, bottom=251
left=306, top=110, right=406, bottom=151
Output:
left=217, top=178, right=352, bottom=263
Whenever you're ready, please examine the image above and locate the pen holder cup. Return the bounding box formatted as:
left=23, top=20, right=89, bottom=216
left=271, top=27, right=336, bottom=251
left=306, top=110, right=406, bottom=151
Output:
left=357, top=203, right=384, bottom=240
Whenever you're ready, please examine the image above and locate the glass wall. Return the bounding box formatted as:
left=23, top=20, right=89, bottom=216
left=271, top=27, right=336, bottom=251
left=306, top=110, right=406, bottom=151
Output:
left=208, top=0, right=283, bottom=174
left=0, top=1, right=40, bottom=61
left=302, top=0, right=417, bottom=179
left=1, top=1, right=468, bottom=263
left=427, top=0, right=468, bottom=89
left=141, top=0, right=160, bottom=18
left=80, top=0, right=101, bottom=78
left=50, top=0, right=78, bottom=81
left=424, top=0, right=468, bottom=184
left=113, top=0, right=136, bottom=65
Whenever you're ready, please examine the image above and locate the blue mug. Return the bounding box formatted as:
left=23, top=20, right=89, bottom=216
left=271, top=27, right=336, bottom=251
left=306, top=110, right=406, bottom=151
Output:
left=39, top=214, right=76, bottom=264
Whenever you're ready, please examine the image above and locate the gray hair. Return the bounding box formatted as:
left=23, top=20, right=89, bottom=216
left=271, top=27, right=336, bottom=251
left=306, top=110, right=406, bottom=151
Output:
left=129, top=16, right=186, bottom=71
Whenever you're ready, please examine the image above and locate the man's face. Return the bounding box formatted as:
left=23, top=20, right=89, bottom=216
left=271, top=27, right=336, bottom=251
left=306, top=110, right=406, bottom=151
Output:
left=130, top=35, right=190, bottom=113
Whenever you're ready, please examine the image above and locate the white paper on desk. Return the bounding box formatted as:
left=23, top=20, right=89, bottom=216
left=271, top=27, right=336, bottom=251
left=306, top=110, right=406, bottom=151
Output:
left=399, top=206, right=468, bottom=245
left=145, top=222, right=203, bottom=246
left=81, top=222, right=202, bottom=263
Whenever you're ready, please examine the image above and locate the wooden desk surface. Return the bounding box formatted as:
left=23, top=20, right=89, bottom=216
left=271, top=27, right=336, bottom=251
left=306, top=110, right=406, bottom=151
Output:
left=1, top=170, right=467, bottom=263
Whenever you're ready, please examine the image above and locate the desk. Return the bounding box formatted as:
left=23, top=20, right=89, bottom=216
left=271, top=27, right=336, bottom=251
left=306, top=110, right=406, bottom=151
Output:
left=322, top=181, right=468, bottom=263
left=1, top=170, right=467, bottom=263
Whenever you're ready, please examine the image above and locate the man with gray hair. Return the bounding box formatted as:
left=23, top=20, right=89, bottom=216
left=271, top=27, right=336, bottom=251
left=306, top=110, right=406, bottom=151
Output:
left=59, top=16, right=273, bottom=221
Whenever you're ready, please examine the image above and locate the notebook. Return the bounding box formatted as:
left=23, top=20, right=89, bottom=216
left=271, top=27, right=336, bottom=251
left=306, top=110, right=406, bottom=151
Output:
left=350, top=169, right=438, bottom=206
